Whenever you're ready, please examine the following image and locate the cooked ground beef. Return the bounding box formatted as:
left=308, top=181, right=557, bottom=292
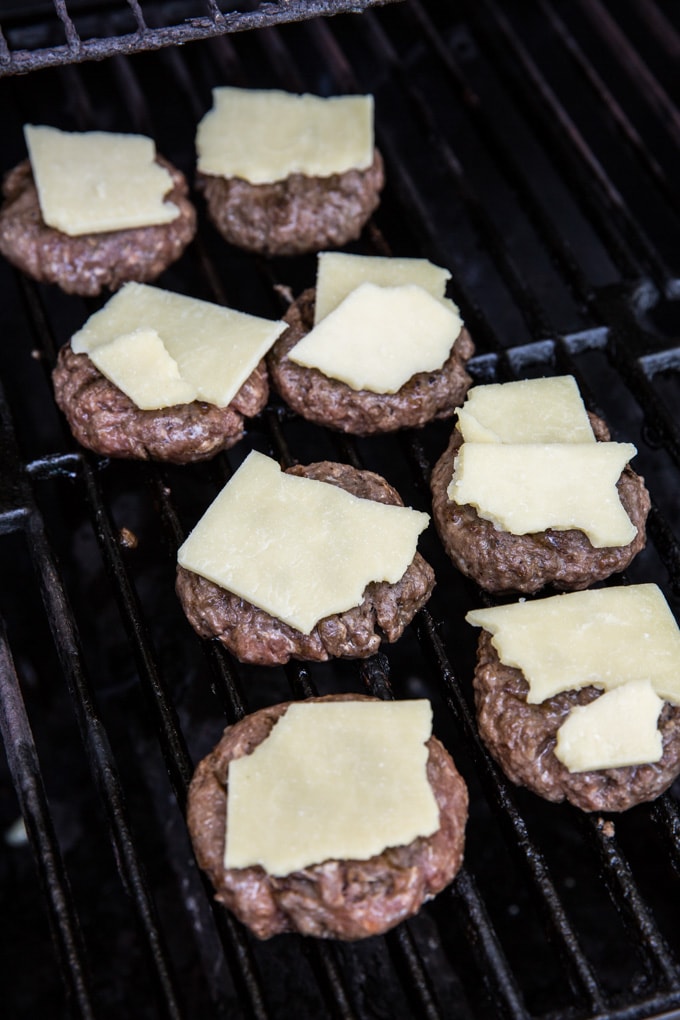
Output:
left=473, top=631, right=680, bottom=812
left=0, top=156, right=196, bottom=296
left=267, top=289, right=475, bottom=435
left=52, top=343, right=268, bottom=463
left=176, top=461, right=435, bottom=664
left=187, top=693, right=468, bottom=940
left=196, top=149, right=384, bottom=256
left=430, top=414, right=650, bottom=593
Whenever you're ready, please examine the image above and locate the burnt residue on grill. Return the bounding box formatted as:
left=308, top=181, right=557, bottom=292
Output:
left=2, top=2, right=680, bottom=1019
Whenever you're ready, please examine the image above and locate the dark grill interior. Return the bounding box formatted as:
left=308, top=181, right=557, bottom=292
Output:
left=2, top=2, right=680, bottom=1018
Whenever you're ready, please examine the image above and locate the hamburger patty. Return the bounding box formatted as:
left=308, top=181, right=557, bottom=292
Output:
left=473, top=632, right=680, bottom=812
left=175, top=461, right=435, bottom=664
left=52, top=343, right=268, bottom=463
left=196, top=149, right=384, bottom=256
left=0, top=156, right=196, bottom=296
left=430, top=414, right=650, bottom=593
left=187, top=693, right=468, bottom=940
left=267, top=289, right=475, bottom=435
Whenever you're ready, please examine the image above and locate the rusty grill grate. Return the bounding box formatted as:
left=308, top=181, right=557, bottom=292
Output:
left=2, top=1, right=680, bottom=1018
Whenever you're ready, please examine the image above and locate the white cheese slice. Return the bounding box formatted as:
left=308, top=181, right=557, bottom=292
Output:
left=313, top=251, right=457, bottom=324
left=554, top=680, right=663, bottom=773
left=177, top=450, right=429, bottom=634
left=466, top=584, right=680, bottom=705
left=289, top=282, right=462, bottom=394
left=71, top=282, right=286, bottom=409
left=224, top=699, right=440, bottom=876
left=25, top=124, right=179, bottom=237
left=87, top=328, right=197, bottom=410
left=456, top=376, right=596, bottom=444
left=196, top=87, right=374, bottom=185
left=447, top=441, right=637, bottom=547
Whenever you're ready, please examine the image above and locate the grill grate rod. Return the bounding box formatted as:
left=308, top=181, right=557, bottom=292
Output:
left=0, top=620, right=96, bottom=1020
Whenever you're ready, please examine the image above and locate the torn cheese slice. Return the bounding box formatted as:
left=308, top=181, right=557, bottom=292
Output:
left=313, top=251, right=457, bottom=324
left=466, top=584, right=680, bottom=705
left=289, top=282, right=462, bottom=394
left=25, top=125, right=179, bottom=237
left=456, top=376, right=596, bottom=444
left=87, top=328, right=197, bottom=410
left=224, top=700, right=440, bottom=875
left=554, top=680, right=663, bottom=773
left=447, top=441, right=636, bottom=547
left=177, top=450, right=429, bottom=634
left=71, top=282, right=286, bottom=409
left=196, top=87, right=374, bottom=184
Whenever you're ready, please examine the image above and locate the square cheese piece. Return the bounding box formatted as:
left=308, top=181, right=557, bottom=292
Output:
left=456, top=376, right=596, bottom=444
left=289, top=282, right=462, bottom=394
left=466, top=584, right=680, bottom=705
left=225, top=700, right=440, bottom=876
left=195, top=87, right=374, bottom=185
left=177, top=450, right=429, bottom=634
left=25, top=124, right=179, bottom=237
left=87, top=328, right=197, bottom=410
left=313, top=251, right=458, bottom=324
left=447, top=441, right=637, bottom=547
left=71, top=282, right=286, bottom=409
left=554, top=680, right=663, bottom=773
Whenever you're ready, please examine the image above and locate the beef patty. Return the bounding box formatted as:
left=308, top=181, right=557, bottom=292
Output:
left=196, top=149, right=384, bottom=256
left=0, top=156, right=196, bottom=296
left=176, top=461, right=435, bottom=664
left=473, top=631, right=680, bottom=812
left=187, top=693, right=468, bottom=940
left=430, top=414, right=650, bottom=593
left=52, top=343, right=268, bottom=463
left=267, top=289, right=475, bottom=435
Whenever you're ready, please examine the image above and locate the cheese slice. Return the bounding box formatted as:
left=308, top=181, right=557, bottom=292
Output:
left=289, top=283, right=461, bottom=394
left=447, top=441, right=636, bottom=547
left=224, top=700, right=440, bottom=876
left=71, top=282, right=286, bottom=409
left=25, top=124, right=179, bottom=237
left=554, top=680, right=664, bottom=773
left=87, top=328, right=197, bottom=410
left=177, top=451, right=429, bottom=634
left=456, top=376, right=596, bottom=444
left=466, top=584, right=680, bottom=705
left=313, top=251, right=457, bottom=324
left=196, top=87, right=374, bottom=185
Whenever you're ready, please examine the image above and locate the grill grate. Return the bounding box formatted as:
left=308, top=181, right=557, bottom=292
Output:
left=2, top=2, right=680, bottom=1018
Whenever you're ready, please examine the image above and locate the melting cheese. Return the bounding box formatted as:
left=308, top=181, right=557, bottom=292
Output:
left=196, top=87, right=374, bottom=184
left=71, top=282, right=285, bottom=409
left=554, top=680, right=664, bottom=773
left=224, top=700, right=440, bottom=875
left=447, top=441, right=637, bottom=547
left=25, top=124, right=179, bottom=237
left=466, top=584, right=680, bottom=705
left=456, top=376, right=596, bottom=444
left=313, top=251, right=456, bottom=324
left=289, top=282, right=462, bottom=394
left=177, top=451, right=429, bottom=634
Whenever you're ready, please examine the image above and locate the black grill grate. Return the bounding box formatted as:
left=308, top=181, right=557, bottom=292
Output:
left=2, top=2, right=680, bottom=1018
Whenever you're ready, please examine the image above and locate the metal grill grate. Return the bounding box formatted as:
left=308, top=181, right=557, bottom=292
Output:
left=2, top=2, right=680, bottom=1018
left=0, top=0, right=402, bottom=76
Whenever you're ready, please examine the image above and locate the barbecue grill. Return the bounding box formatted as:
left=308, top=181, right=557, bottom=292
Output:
left=2, top=1, right=680, bottom=1018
